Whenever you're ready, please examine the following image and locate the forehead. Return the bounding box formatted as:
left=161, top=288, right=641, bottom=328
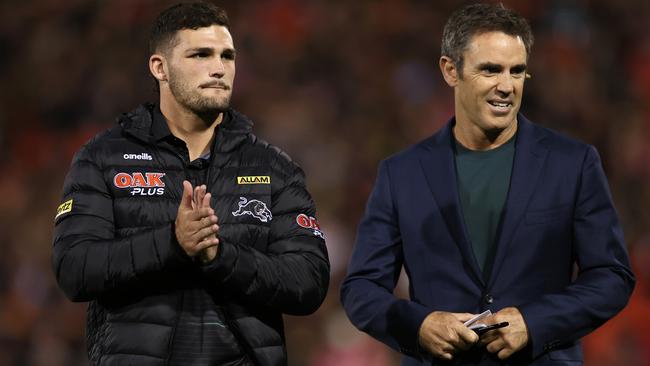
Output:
left=463, top=31, right=527, bottom=66
left=172, top=25, right=234, bottom=51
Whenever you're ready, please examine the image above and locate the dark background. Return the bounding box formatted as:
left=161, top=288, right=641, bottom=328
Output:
left=0, top=0, right=648, bottom=365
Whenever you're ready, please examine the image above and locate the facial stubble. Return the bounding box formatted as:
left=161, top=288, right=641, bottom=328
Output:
left=167, top=64, right=231, bottom=122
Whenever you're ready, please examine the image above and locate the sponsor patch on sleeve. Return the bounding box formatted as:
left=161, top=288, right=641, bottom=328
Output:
left=55, top=199, right=73, bottom=220
left=296, top=214, right=324, bottom=239
left=237, top=176, right=270, bottom=185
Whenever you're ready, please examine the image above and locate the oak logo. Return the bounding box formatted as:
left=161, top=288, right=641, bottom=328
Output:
left=296, top=214, right=324, bottom=239
left=237, top=176, right=270, bottom=185
left=113, top=172, right=165, bottom=196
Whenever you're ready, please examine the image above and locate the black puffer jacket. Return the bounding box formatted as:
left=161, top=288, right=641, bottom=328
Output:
left=52, top=103, right=330, bottom=366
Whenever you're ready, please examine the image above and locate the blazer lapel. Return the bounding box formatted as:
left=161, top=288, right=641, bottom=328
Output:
left=417, top=120, right=485, bottom=286
left=488, top=115, right=548, bottom=287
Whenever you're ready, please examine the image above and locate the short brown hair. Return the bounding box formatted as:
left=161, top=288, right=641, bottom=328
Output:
left=149, top=1, right=229, bottom=55
left=441, top=3, right=533, bottom=73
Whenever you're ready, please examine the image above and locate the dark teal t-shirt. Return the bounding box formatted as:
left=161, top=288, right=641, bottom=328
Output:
left=454, top=135, right=515, bottom=278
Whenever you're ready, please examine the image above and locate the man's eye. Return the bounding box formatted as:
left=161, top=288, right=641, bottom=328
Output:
left=192, top=53, right=208, bottom=58
left=222, top=52, right=235, bottom=60
left=511, top=68, right=526, bottom=78
left=481, top=67, right=500, bottom=74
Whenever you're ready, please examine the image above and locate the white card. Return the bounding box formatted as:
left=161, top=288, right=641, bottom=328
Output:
left=463, top=310, right=492, bottom=327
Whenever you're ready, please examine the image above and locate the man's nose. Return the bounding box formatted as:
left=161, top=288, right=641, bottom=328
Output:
left=210, top=60, right=225, bottom=78
left=495, top=72, right=514, bottom=95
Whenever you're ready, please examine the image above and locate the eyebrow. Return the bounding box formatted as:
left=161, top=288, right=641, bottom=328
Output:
left=477, top=62, right=527, bottom=72
left=184, top=47, right=237, bottom=55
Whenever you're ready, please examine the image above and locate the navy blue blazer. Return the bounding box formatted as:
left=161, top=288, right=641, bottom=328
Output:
left=340, top=115, right=635, bottom=365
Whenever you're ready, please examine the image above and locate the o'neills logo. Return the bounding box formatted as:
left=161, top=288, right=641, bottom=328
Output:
left=123, top=153, right=153, bottom=160
left=113, top=172, right=165, bottom=196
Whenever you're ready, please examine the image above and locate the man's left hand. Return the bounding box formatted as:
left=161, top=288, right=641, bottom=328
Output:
left=479, top=307, right=529, bottom=360
left=192, top=184, right=219, bottom=263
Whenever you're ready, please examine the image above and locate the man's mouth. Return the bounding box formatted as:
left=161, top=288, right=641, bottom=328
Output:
left=488, top=100, right=512, bottom=108
left=487, top=100, right=513, bottom=113
left=201, top=83, right=229, bottom=90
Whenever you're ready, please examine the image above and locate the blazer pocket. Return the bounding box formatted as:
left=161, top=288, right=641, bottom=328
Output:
left=525, top=205, right=572, bottom=225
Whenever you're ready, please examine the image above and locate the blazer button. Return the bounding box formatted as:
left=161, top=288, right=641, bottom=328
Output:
left=484, top=294, right=494, bottom=304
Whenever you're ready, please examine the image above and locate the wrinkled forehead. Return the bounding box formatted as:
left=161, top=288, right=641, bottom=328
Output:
left=464, top=31, right=527, bottom=65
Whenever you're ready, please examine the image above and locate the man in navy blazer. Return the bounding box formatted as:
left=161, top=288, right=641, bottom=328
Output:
left=340, top=3, right=635, bottom=365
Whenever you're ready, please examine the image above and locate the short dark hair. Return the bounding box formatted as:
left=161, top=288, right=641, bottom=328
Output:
left=149, top=2, right=230, bottom=55
left=441, top=3, right=533, bottom=74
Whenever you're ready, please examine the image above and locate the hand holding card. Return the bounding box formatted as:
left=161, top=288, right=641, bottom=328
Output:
left=472, top=321, right=509, bottom=335
left=463, top=310, right=510, bottom=334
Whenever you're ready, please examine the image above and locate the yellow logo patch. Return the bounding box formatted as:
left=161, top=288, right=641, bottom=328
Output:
left=55, top=199, right=73, bottom=219
left=237, top=176, right=270, bottom=185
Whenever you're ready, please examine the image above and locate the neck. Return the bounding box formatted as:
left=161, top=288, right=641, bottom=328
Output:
left=453, top=117, right=517, bottom=151
left=160, top=93, right=223, bottom=161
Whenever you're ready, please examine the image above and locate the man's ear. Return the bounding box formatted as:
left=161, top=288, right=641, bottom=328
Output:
left=149, top=53, right=168, bottom=83
left=439, top=56, right=459, bottom=87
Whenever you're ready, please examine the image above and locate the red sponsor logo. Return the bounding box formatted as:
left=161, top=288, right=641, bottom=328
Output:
left=296, top=214, right=320, bottom=230
left=113, top=172, right=165, bottom=188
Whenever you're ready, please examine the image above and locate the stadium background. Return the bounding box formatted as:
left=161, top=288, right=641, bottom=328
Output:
left=0, top=0, right=648, bottom=365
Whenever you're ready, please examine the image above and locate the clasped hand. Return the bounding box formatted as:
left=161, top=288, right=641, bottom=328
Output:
left=479, top=307, right=529, bottom=360
left=418, top=307, right=528, bottom=361
left=175, top=180, right=220, bottom=263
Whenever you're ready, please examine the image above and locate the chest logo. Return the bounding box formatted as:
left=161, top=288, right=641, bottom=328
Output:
left=237, top=176, right=270, bottom=185
left=113, top=172, right=165, bottom=196
left=123, top=153, right=153, bottom=161
left=232, top=197, right=272, bottom=223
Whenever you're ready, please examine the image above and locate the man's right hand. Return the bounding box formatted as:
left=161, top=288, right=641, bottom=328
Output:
left=175, top=180, right=219, bottom=257
left=418, top=311, right=479, bottom=361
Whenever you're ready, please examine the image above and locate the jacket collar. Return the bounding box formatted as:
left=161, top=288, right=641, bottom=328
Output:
left=487, top=114, right=549, bottom=287
left=118, top=102, right=254, bottom=153
left=416, top=114, right=549, bottom=286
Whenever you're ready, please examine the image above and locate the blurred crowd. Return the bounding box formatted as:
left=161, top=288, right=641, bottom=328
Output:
left=0, top=0, right=648, bottom=365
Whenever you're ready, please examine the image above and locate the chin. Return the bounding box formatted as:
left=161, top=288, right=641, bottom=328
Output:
left=487, top=113, right=517, bottom=129
left=190, top=97, right=231, bottom=113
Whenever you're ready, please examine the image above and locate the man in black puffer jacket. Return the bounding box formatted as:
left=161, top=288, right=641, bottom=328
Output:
left=51, top=3, right=330, bottom=366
